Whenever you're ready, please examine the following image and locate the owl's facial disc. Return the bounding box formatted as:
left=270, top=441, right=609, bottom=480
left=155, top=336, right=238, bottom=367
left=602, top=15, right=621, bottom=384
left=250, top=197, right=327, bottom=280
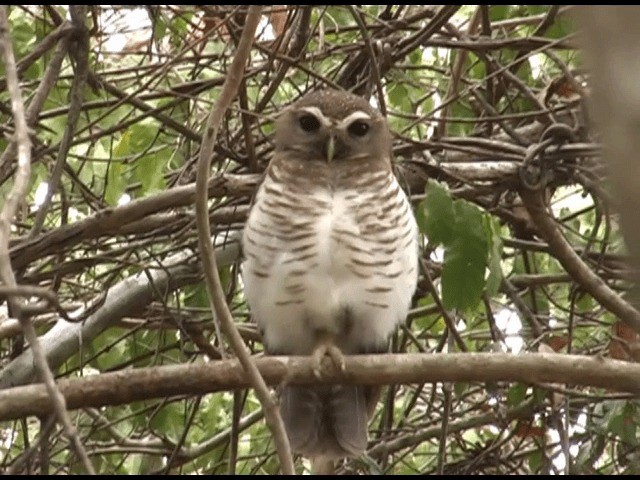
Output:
left=290, top=106, right=376, bottom=162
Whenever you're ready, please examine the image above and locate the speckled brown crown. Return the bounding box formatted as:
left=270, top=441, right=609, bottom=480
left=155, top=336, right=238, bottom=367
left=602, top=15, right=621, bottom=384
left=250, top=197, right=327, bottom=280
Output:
left=292, top=89, right=382, bottom=120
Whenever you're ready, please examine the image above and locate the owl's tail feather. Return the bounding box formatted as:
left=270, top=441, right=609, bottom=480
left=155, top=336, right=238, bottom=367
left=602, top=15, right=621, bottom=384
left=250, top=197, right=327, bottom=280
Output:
left=311, top=457, right=335, bottom=475
left=279, top=384, right=369, bottom=459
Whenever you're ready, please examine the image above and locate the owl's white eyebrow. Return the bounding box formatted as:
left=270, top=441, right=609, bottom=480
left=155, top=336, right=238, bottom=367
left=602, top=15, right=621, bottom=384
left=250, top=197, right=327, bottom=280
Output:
left=298, top=106, right=331, bottom=126
left=338, top=111, right=371, bottom=128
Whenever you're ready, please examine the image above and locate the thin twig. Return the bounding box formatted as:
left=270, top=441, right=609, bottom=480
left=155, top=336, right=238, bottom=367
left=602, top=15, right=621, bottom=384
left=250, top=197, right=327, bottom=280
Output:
left=0, top=28, right=70, bottom=186
left=348, top=5, right=387, bottom=113
left=437, top=334, right=455, bottom=474
left=193, top=6, right=295, bottom=475
left=5, top=415, right=56, bottom=475
left=30, top=6, right=89, bottom=237
left=0, top=6, right=95, bottom=475
left=435, top=5, right=482, bottom=139
left=436, top=381, right=452, bottom=474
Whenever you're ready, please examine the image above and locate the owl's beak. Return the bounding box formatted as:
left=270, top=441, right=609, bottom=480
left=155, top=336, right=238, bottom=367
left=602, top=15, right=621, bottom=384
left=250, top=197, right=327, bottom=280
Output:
left=325, top=135, right=335, bottom=162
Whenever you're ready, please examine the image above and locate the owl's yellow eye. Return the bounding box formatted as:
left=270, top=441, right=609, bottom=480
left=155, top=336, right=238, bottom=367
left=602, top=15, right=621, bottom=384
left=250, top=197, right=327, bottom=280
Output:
left=347, top=120, right=370, bottom=137
left=299, top=114, right=321, bottom=132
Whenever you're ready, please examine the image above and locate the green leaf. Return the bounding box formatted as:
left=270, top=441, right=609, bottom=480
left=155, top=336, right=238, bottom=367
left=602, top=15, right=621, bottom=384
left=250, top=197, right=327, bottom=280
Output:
left=489, top=5, right=512, bottom=21
left=105, top=158, right=126, bottom=206
left=545, top=16, right=576, bottom=40
left=409, top=47, right=422, bottom=66
left=428, top=316, right=445, bottom=336
left=325, top=6, right=354, bottom=27
left=87, top=327, right=128, bottom=370
left=388, top=83, right=409, bottom=110
left=420, top=181, right=496, bottom=310
left=608, top=402, right=638, bottom=446
left=9, top=9, right=36, bottom=58
left=454, top=382, right=470, bottom=397
left=441, top=201, right=488, bottom=311
left=168, top=11, right=192, bottom=48
left=441, top=239, right=486, bottom=310
left=517, top=57, right=533, bottom=83
left=128, top=122, right=157, bottom=153
left=418, top=181, right=455, bottom=245
left=532, top=387, right=547, bottom=406
left=113, top=129, right=130, bottom=157
left=507, top=383, right=528, bottom=406
left=528, top=449, right=543, bottom=473
left=468, top=53, right=486, bottom=80
left=136, top=153, right=166, bottom=195
left=449, top=101, right=476, bottom=137
left=149, top=402, right=185, bottom=441
left=153, top=16, right=167, bottom=40
left=485, top=216, right=504, bottom=296
left=576, top=293, right=595, bottom=313
left=185, top=283, right=210, bottom=308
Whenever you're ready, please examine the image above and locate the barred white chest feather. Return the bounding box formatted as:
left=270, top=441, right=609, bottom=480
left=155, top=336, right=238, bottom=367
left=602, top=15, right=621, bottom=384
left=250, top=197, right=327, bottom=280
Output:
left=242, top=159, right=418, bottom=356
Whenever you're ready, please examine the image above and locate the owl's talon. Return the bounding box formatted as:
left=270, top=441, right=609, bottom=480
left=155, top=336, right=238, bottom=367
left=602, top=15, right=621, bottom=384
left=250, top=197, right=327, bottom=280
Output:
left=327, top=345, right=346, bottom=373
left=311, top=342, right=346, bottom=378
left=311, top=346, right=326, bottom=379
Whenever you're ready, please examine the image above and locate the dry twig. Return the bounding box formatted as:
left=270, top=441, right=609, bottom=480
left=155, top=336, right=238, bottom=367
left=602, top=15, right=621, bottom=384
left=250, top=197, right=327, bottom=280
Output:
left=193, top=6, right=295, bottom=475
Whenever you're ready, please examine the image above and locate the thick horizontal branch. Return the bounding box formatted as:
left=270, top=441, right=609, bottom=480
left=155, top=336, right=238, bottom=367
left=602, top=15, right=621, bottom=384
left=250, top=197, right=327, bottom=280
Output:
left=1, top=352, right=639, bottom=421
left=11, top=160, right=524, bottom=271
left=0, top=233, right=242, bottom=388
left=10, top=173, right=259, bottom=269
left=10, top=114, right=594, bottom=272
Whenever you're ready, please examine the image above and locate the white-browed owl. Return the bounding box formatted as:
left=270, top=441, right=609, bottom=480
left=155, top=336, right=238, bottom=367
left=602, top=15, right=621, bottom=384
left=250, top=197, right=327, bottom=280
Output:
left=242, top=89, right=419, bottom=464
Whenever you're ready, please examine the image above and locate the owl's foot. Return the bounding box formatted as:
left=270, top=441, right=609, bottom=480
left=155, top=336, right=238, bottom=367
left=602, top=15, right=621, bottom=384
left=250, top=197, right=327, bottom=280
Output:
left=311, top=336, right=346, bottom=379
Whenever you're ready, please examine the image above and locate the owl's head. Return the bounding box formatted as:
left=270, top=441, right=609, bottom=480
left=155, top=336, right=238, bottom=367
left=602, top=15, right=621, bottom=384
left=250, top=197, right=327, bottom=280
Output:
left=274, top=90, right=392, bottom=165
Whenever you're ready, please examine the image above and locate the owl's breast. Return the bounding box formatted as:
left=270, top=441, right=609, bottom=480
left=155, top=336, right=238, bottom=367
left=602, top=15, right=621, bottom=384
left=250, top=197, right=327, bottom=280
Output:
left=242, top=166, right=418, bottom=355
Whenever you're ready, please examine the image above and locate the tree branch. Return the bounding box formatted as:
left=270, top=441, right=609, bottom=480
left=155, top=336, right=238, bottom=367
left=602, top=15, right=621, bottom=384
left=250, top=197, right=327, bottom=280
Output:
left=367, top=397, right=538, bottom=458
left=11, top=173, right=259, bottom=270
left=0, top=24, right=70, bottom=184
left=0, top=232, right=241, bottom=388
left=1, top=352, right=639, bottom=422
left=519, top=188, right=640, bottom=333
left=578, top=7, right=640, bottom=285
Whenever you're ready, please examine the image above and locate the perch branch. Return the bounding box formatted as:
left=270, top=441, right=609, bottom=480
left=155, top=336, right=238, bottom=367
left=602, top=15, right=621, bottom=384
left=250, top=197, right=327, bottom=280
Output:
left=1, top=352, right=640, bottom=421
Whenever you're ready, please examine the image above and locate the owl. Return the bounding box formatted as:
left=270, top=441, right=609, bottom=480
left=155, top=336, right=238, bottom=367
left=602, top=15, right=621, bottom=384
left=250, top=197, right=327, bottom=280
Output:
left=242, top=89, right=419, bottom=463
